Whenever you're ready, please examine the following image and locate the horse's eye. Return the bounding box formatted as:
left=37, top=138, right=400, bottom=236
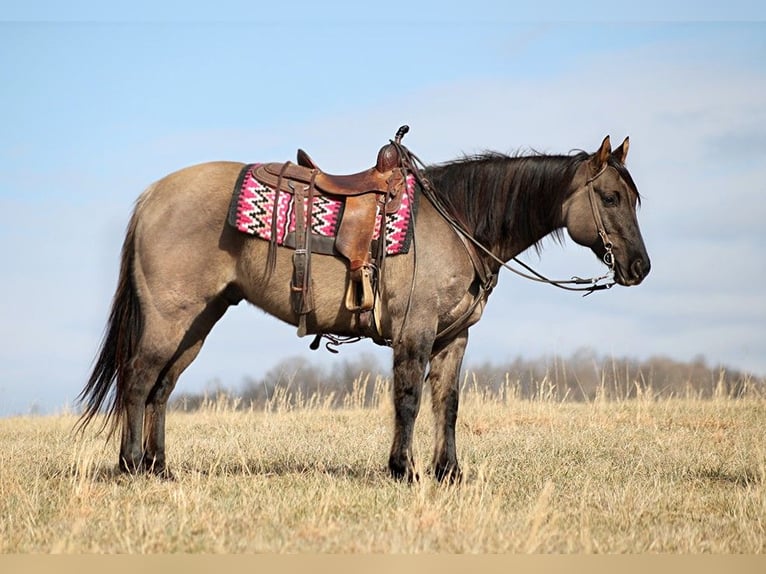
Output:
left=602, top=193, right=618, bottom=207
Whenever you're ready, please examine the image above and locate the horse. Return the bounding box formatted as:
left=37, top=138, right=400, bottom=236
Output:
left=77, top=133, right=650, bottom=482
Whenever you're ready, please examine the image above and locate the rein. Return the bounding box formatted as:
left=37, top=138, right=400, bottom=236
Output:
left=493, top=165, right=616, bottom=295
left=417, top=157, right=617, bottom=297
left=312, top=128, right=617, bottom=352
left=378, top=129, right=620, bottom=346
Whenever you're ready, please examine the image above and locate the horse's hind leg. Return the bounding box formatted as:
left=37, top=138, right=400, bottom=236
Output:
left=427, top=331, right=468, bottom=483
left=140, top=291, right=239, bottom=476
left=120, top=302, right=224, bottom=475
left=119, top=336, right=173, bottom=474
left=119, top=323, right=182, bottom=474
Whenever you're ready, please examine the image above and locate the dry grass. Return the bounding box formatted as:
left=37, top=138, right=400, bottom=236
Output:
left=1, top=382, right=765, bottom=553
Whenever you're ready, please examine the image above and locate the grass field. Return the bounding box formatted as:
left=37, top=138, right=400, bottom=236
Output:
left=1, top=381, right=764, bottom=553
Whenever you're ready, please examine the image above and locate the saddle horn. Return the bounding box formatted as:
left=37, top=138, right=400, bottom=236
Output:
left=395, top=125, right=409, bottom=143
left=377, top=125, right=410, bottom=173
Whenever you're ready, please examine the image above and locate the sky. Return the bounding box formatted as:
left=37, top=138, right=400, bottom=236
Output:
left=1, top=2, right=765, bottom=416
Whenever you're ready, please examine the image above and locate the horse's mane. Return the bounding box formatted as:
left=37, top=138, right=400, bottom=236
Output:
left=423, top=151, right=587, bottom=252
left=422, top=150, right=640, bottom=254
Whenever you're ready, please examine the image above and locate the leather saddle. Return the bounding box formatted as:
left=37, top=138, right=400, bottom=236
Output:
left=251, top=126, right=411, bottom=337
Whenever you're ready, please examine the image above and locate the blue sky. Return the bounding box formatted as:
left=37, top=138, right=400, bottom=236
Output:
left=1, top=3, right=765, bottom=415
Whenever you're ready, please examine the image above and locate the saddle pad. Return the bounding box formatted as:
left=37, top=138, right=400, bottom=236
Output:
left=227, top=163, right=416, bottom=256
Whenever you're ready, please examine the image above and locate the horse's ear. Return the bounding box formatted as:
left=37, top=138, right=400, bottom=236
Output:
left=612, top=136, right=630, bottom=164
left=593, top=135, right=611, bottom=169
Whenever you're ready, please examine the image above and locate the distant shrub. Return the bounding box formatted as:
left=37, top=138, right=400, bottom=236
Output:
left=171, top=347, right=764, bottom=411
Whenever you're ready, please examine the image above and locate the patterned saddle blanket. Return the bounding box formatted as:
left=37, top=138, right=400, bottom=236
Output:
left=227, top=163, right=417, bottom=256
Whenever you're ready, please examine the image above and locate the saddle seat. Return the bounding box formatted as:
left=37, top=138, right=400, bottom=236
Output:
left=296, top=148, right=401, bottom=197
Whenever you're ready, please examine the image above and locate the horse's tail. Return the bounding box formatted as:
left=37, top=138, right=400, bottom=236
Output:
left=75, top=202, right=144, bottom=438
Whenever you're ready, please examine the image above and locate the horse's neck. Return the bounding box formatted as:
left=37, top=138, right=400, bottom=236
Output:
left=492, top=159, right=570, bottom=262
left=497, top=224, right=557, bottom=262
left=426, top=155, right=573, bottom=265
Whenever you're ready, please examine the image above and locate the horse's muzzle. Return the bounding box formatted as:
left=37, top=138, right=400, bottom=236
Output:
left=617, top=256, right=651, bottom=286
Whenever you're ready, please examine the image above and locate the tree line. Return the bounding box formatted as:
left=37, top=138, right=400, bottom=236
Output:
left=171, top=348, right=764, bottom=411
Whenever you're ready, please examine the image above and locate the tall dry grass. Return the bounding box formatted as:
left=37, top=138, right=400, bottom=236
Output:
left=1, top=376, right=764, bottom=552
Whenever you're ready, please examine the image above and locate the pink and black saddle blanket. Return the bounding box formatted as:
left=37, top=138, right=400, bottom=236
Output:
left=226, top=163, right=417, bottom=256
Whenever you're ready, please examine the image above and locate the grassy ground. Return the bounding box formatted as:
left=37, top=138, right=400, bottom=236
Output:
left=1, top=383, right=765, bottom=553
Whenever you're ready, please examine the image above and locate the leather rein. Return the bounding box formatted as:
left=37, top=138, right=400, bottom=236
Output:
left=495, top=165, right=616, bottom=294
left=419, top=160, right=617, bottom=297
left=403, top=154, right=617, bottom=344
left=313, top=129, right=617, bottom=351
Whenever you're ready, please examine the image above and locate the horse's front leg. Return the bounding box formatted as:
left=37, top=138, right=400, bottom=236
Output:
left=388, top=337, right=431, bottom=481
left=428, top=331, right=468, bottom=483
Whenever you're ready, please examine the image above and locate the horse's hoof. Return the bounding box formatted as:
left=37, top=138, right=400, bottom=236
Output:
left=434, top=463, right=463, bottom=485
left=154, top=468, right=176, bottom=481
left=142, top=459, right=175, bottom=480
left=388, top=459, right=419, bottom=483
left=118, top=457, right=143, bottom=475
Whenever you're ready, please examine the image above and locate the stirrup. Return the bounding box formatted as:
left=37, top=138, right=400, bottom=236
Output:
left=345, top=267, right=374, bottom=312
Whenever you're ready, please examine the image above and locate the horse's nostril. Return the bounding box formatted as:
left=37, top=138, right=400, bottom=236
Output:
left=631, top=258, right=650, bottom=279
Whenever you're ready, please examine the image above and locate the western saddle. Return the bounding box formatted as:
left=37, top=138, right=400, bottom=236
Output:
left=251, top=126, right=414, bottom=339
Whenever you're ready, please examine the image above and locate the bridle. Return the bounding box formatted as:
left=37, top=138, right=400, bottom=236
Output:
left=585, top=164, right=616, bottom=282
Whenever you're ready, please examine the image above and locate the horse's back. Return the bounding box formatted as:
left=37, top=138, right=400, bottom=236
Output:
left=134, top=160, right=245, bottom=249
left=141, top=160, right=245, bottom=206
